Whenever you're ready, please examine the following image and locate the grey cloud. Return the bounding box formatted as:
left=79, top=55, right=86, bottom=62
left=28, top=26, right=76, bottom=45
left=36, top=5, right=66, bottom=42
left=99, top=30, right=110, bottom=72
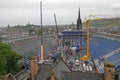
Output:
left=0, top=0, right=120, bottom=26
left=111, top=3, right=120, bottom=10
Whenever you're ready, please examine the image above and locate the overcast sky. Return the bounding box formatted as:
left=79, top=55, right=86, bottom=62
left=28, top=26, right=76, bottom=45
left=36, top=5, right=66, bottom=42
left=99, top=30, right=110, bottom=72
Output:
left=0, top=0, right=120, bottom=27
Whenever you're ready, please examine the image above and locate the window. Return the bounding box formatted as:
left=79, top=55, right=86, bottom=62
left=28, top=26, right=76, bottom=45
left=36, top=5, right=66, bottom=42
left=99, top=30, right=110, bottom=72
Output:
left=114, top=74, right=119, bottom=80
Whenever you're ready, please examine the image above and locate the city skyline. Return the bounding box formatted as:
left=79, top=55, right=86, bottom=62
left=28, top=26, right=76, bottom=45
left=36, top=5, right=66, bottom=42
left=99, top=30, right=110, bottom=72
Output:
left=0, top=0, right=120, bottom=27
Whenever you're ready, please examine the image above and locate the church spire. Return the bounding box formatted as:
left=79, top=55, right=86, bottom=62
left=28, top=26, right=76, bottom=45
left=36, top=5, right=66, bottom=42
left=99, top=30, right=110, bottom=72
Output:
left=78, top=8, right=81, bottom=19
left=77, top=8, right=82, bottom=30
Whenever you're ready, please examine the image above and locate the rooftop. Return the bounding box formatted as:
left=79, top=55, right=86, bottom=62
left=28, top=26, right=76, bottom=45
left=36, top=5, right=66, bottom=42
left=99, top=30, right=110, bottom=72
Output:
left=36, top=63, right=56, bottom=80
left=62, top=71, right=104, bottom=80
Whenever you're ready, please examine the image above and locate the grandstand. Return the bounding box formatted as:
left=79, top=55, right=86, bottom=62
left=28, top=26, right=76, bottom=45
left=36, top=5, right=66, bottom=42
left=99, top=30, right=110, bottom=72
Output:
left=8, top=32, right=120, bottom=73
left=90, top=37, right=120, bottom=59
left=10, top=34, right=57, bottom=59
left=10, top=37, right=40, bottom=59
left=90, top=37, right=120, bottom=73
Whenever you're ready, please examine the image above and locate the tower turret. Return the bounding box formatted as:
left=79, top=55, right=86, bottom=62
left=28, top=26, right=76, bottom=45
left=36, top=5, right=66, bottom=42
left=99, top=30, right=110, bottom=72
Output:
left=77, top=8, right=82, bottom=30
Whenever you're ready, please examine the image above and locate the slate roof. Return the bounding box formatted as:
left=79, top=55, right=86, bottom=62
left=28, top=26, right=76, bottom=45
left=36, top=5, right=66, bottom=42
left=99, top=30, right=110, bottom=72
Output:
left=36, top=63, right=56, bottom=80
left=61, top=71, right=104, bottom=80
left=0, top=73, right=16, bottom=80
left=15, top=69, right=30, bottom=80
left=36, top=58, right=104, bottom=80
left=54, top=58, right=72, bottom=80
left=36, top=58, right=72, bottom=80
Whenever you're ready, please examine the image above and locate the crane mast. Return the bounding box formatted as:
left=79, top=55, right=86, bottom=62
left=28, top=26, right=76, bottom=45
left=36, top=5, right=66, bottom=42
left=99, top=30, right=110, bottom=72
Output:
left=54, top=14, right=59, bottom=47
left=81, top=20, right=90, bottom=61
left=40, top=1, right=44, bottom=60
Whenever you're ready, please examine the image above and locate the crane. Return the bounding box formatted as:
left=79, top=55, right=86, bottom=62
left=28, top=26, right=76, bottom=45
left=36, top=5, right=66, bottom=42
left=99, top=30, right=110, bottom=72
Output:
left=81, top=20, right=90, bottom=61
left=54, top=14, right=59, bottom=47
left=80, top=15, right=119, bottom=61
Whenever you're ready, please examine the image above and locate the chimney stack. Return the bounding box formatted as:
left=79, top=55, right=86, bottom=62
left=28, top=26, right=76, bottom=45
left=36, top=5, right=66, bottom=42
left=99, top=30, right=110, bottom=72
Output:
left=30, top=55, right=39, bottom=80
left=104, top=62, right=115, bottom=80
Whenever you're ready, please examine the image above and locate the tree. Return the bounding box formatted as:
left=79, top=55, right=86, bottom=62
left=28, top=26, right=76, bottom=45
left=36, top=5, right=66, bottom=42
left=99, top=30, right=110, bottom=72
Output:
left=28, top=28, right=36, bottom=35
left=0, top=54, right=7, bottom=75
left=0, top=42, right=22, bottom=76
left=36, top=29, right=43, bottom=36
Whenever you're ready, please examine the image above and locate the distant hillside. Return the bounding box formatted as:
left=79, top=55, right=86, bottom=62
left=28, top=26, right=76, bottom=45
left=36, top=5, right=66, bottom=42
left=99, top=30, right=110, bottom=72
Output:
left=90, top=18, right=120, bottom=27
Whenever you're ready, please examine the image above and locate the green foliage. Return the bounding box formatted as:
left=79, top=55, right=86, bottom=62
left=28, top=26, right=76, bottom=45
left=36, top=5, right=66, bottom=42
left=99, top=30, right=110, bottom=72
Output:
left=0, top=42, right=22, bottom=76
left=90, top=18, right=120, bottom=27
left=36, top=29, right=43, bottom=36
left=0, top=54, right=7, bottom=75
left=14, top=25, right=33, bottom=31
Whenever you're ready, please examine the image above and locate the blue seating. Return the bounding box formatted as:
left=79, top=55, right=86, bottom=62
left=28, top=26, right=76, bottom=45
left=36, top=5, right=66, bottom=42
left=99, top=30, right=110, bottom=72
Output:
left=90, top=37, right=120, bottom=59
